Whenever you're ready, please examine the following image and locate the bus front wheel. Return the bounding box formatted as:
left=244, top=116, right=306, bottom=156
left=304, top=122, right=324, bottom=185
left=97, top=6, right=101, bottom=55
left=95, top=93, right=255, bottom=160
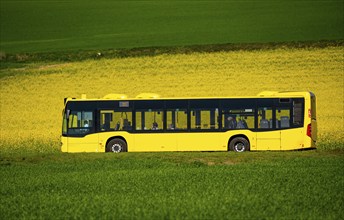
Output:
left=106, top=138, right=127, bottom=153
left=229, top=137, right=250, bottom=152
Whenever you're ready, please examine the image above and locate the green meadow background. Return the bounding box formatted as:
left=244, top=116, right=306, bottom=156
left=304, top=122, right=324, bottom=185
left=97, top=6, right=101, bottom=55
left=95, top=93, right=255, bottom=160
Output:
left=1, top=0, right=343, bottom=53
left=0, top=1, right=343, bottom=219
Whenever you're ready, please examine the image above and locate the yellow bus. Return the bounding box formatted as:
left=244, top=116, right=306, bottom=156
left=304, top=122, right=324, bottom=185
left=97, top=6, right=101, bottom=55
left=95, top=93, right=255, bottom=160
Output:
left=61, top=91, right=317, bottom=153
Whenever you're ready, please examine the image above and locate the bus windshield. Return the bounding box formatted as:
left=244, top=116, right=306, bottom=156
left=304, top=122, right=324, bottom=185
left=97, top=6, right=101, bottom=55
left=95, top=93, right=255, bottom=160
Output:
left=63, top=109, right=94, bottom=136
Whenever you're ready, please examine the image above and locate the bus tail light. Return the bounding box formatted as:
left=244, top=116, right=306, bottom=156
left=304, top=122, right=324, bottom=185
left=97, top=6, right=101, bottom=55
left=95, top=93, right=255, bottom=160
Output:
left=307, top=124, right=311, bottom=137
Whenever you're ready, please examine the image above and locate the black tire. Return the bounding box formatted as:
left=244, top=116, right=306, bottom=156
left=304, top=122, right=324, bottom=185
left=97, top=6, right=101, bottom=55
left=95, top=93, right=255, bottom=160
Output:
left=229, top=137, right=250, bottom=152
left=106, top=138, right=127, bottom=153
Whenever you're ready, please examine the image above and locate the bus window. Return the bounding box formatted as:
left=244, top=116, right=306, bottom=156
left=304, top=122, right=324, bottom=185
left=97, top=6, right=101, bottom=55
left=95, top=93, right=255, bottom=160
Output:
left=258, top=107, right=273, bottom=129
left=166, top=109, right=187, bottom=130
left=222, top=109, right=254, bottom=129
left=191, top=109, right=219, bottom=130
left=100, top=110, right=132, bottom=131
left=136, top=110, right=164, bottom=131
left=276, top=108, right=290, bottom=128
left=293, top=100, right=303, bottom=126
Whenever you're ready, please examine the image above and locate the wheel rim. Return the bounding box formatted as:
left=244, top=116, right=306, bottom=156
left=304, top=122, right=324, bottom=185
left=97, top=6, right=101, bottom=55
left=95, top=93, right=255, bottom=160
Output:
left=234, top=142, right=245, bottom=152
left=111, top=143, right=122, bottom=153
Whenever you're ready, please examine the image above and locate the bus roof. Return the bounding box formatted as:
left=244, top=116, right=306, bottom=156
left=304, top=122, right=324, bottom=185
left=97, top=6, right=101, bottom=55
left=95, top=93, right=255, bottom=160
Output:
left=65, top=91, right=313, bottom=103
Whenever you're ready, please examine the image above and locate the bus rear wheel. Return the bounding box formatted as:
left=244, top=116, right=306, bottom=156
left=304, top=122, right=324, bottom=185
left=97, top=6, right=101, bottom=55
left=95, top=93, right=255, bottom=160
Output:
left=229, top=137, right=250, bottom=152
left=106, top=138, right=127, bottom=153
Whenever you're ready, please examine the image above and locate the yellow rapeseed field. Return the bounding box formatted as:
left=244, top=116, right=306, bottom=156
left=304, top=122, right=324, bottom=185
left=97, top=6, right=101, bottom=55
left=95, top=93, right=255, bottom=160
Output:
left=0, top=46, right=343, bottom=151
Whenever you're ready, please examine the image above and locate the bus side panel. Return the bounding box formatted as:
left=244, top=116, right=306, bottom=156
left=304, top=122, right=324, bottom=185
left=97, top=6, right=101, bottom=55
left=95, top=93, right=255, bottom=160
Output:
left=256, top=131, right=280, bottom=150
left=177, top=132, right=224, bottom=151
left=67, top=134, right=100, bottom=152
left=131, top=131, right=255, bottom=152
left=280, top=128, right=306, bottom=150
left=133, top=133, right=177, bottom=152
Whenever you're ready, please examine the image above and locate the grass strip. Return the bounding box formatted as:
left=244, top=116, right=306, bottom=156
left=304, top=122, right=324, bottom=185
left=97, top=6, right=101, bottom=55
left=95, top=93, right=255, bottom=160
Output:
left=1, top=40, right=343, bottom=66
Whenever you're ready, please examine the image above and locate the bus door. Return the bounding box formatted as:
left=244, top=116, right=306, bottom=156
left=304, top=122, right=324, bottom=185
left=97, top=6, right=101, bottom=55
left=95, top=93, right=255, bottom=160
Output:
left=183, top=108, right=221, bottom=151
left=66, top=110, right=99, bottom=152
left=279, top=98, right=308, bottom=150
left=134, top=110, right=177, bottom=152
left=256, top=107, right=280, bottom=150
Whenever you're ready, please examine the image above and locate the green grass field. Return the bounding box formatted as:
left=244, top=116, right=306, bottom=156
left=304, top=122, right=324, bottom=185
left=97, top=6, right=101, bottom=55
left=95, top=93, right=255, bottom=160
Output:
left=1, top=0, right=343, bottom=53
left=1, top=150, right=343, bottom=219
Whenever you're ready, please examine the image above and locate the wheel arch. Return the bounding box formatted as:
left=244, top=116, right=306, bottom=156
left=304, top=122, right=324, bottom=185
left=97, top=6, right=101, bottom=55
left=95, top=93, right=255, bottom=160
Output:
left=106, top=136, right=127, bottom=150
left=227, top=134, right=250, bottom=151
